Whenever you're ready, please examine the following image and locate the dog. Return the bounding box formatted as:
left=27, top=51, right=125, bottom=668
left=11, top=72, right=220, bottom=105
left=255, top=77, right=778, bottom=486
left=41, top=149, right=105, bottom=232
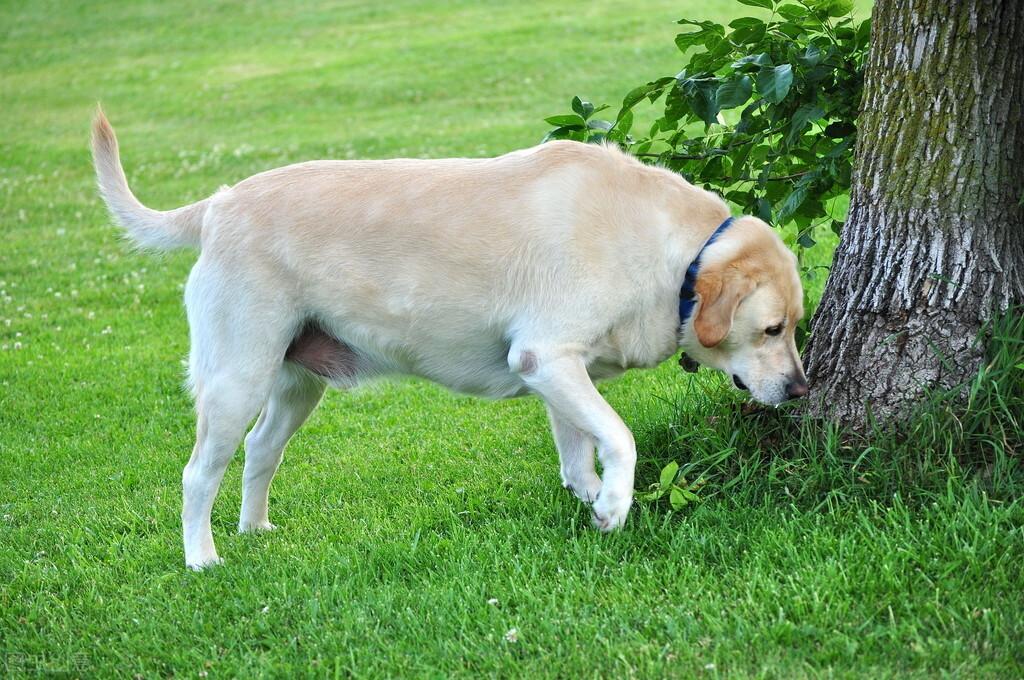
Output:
left=91, top=109, right=808, bottom=569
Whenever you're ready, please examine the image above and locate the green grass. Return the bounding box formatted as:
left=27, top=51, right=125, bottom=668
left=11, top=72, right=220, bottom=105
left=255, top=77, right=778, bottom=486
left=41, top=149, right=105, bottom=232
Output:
left=3, top=0, right=1023, bottom=677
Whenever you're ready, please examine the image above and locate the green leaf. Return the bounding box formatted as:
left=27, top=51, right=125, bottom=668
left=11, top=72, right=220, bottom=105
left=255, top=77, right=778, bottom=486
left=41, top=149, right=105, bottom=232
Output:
left=785, top=103, right=825, bottom=145
left=676, top=18, right=723, bottom=30
left=678, top=77, right=720, bottom=127
left=856, top=18, right=871, bottom=47
left=730, top=23, right=767, bottom=45
left=674, top=19, right=725, bottom=53
left=732, top=53, right=772, bottom=71
left=825, top=136, right=855, bottom=159
left=776, top=188, right=808, bottom=224
left=693, top=87, right=721, bottom=126
left=736, top=0, right=774, bottom=9
left=660, top=461, right=679, bottom=488
left=620, top=85, right=654, bottom=113
left=797, top=231, right=817, bottom=248
left=728, top=138, right=754, bottom=173
left=648, top=78, right=676, bottom=100
left=663, top=84, right=690, bottom=124
left=544, top=114, right=586, bottom=128
left=587, top=119, right=613, bottom=131
left=613, top=110, right=634, bottom=135
left=703, top=155, right=725, bottom=178
left=735, top=99, right=765, bottom=134
left=728, top=17, right=765, bottom=29
left=776, top=176, right=814, bottom=224
left=726, top=189, right=754, bottom=204
left=619, top=78, right=673, bottom=114
left=776, top=22, right=804, bottom=39
left=542, top=125, right=586, bottom=143
left=808, top=0, right=854, bottom=17
left=682, top=489, right=699, bottom=502
left=776, top=3, right=806, bottom=19
left=755, top=64, right=794, bottom=103
left=800, top=44, right=823, bottom=67
left=690, top=53, right=728, bottom=74
left=755, top=197, right=773, bottom=223
left=716, top=75, right=753, bottom=109
left=669, top=487, right=687, bottom=510
left=675, top=30, right=707, bottom=52
left=571, top=96, right=595, bottom=120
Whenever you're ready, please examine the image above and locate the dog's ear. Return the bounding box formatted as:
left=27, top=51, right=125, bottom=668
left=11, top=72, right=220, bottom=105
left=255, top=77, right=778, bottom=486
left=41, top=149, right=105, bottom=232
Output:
left=693, top=268, right=756, bottom=347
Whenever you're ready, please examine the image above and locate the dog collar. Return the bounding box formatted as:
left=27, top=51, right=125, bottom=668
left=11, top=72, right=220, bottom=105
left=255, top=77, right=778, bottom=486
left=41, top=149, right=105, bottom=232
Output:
left=678, top=216, right=735, bottom=326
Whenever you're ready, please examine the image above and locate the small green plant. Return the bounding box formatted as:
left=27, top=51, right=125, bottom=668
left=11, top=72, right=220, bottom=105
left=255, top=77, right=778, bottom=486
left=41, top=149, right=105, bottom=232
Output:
left=544, top=0, right=869, bottom=269
left=635, top=460, right=706, bottom=510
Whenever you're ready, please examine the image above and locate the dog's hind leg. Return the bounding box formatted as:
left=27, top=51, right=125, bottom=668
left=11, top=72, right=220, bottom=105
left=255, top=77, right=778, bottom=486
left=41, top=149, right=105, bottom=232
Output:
left=239, top=364, right=326, bottom=533
left=181, top=259, right=295, bottom=570
left=184, top=368, right=274, bottom=569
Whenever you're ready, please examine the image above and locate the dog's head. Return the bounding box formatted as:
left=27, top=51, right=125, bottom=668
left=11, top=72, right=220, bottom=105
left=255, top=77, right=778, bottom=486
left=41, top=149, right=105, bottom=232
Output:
left=680, top=216, right=808, bottom=405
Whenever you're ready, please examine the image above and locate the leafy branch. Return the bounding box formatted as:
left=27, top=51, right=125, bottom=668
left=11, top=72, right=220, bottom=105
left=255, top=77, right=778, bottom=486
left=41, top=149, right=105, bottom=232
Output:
left=543, top=0, right=868, bottom=243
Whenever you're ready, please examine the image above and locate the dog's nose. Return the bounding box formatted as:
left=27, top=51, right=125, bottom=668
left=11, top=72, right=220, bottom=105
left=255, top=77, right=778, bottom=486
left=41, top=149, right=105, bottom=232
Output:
left=785, top=378, right=809, bottom=400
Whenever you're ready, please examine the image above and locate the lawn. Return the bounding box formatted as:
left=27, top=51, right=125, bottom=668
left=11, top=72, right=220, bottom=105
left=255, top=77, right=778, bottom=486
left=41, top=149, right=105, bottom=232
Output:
left=2, top=0, right=1022, bottom=677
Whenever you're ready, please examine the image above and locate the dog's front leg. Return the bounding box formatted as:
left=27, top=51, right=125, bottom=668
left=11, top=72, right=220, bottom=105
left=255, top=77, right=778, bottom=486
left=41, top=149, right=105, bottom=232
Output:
left=516, top=350, right=635, bottom=531
left=546, top=405, right=602, bottom=503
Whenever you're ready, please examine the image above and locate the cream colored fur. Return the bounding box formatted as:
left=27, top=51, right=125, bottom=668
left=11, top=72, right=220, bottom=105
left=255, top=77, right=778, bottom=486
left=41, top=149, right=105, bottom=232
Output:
left=91, top=109, right=806, bottom=569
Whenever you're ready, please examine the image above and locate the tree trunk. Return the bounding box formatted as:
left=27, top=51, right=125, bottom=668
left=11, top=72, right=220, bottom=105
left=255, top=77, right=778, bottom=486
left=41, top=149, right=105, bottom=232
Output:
left=805, top=0, right=1024, bottom=426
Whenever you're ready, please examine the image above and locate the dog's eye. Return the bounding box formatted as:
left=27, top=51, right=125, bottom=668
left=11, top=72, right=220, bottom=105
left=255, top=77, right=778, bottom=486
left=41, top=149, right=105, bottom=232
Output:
left=765, top=324, right=783, bottom=336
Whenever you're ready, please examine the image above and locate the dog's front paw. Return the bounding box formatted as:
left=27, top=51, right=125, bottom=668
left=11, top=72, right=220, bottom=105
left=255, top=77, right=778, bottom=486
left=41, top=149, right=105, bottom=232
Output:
left=590, top=491, right=632, bottom=532
left=564, top=475, right=602, bottom=504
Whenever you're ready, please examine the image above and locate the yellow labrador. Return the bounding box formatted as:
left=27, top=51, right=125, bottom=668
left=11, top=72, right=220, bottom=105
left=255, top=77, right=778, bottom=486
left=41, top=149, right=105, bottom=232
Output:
left=92, top=110, right=807, bottom=569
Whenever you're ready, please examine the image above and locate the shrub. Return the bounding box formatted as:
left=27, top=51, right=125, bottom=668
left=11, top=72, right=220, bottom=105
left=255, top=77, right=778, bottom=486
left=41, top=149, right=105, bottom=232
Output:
left=544, top=0, right=870, bottom=318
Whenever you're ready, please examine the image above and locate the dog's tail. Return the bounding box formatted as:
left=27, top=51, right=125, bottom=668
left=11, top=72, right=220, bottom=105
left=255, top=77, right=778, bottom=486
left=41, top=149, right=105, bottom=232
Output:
left=91, top=106, right=209, bottom=250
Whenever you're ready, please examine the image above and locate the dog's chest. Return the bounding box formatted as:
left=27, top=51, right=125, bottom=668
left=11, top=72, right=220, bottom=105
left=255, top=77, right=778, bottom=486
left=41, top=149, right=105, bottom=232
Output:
left=591, top=303, right=680, bottom=371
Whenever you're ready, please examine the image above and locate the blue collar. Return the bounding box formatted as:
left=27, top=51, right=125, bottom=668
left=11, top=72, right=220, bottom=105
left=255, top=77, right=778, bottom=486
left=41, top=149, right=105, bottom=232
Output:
left=678, top=216, right=735, bottom=325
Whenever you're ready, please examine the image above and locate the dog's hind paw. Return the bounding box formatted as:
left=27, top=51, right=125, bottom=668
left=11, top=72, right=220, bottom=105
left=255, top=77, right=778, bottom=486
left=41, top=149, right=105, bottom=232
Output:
left=186, top=555, right=224, bottom=571
left=238, top=520, right=277, bottom=533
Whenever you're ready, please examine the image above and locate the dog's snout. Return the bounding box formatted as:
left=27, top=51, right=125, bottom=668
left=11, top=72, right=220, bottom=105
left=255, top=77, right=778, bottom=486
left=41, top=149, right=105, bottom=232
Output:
left=785, top=377, right=809, bottom=400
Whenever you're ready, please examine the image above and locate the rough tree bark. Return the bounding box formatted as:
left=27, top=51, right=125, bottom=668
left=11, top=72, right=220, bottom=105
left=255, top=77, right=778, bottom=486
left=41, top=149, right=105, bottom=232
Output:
left=804, top=0, right=1024, bottom=425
